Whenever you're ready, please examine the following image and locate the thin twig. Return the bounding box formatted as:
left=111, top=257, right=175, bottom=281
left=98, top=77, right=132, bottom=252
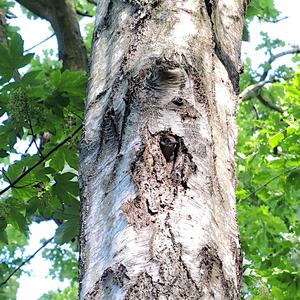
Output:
left=76, top=9, right=93, bottom=17
left=24, top=138, right=35, bottom=154
left=1, top=169, right=12, bottom=185
left=0, top=125, right=82, bottom=196
left=0, top=236, right=54, bottom=288
left=239, top=75, right=293, bottom=107
left=27, top=116, right=43, bottom=157
left=24, top=33, right=55, bottom=53
left=258, top=16, right=288, bottom=23
left=241, top=166, right=299, bottom=201
left=5, top=12, right=17, bottom=19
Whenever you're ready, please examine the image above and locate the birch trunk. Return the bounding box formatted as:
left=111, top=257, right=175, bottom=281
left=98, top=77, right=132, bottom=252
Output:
left=80, top=0, right=248, bottom=299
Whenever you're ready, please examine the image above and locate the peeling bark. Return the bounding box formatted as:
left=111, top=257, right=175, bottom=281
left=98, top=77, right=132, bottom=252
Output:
left=80, top=0, right=248, bottom=299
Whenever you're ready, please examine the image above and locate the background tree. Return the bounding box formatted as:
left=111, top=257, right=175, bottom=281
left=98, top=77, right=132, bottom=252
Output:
left=0, top=0, right=298, bottom=299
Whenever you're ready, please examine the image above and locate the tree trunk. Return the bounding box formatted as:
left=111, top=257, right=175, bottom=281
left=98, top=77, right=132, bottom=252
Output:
left=79, top=1, right=247, bottom=299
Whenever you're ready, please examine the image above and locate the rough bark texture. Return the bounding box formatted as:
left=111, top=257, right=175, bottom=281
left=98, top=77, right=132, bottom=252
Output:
left=0, top=9, right=5, bottom=44
left=16, top=0, right=88, bottom=71
left=80, top=0, right=247, bottom=299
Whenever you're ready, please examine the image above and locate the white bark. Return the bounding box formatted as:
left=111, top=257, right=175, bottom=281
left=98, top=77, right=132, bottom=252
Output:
left=80, top=0, right=247, bottom=299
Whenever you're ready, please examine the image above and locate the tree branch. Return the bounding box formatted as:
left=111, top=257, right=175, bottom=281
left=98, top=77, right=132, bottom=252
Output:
left=14, top=0, right=49, bottom=20
left=24, top=137, right=35, bottom=154
left=0, top=236, right=54, bottom=288
left=239, top=79, right=283, bottom=113
left=260, top=47, right=300, bottom=81
left=16, top=0, right=88, bottom=71
left=257, top=94, right=283, bottom=113
left=0, top=125, right=82, bottom=196
left=25, top=33, right=55, bottom=53
left=239, top=80, right=271, bottom=101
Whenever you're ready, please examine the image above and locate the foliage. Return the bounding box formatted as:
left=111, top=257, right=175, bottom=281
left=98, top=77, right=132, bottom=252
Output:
left=0, top=0, right=94, bottom=297
left=38, top=284, right=78, bottom=300
left=247, top=0, right=280, bottom=22
left=243, top=0, right=280, bottom=42
left=237, top=37, right=300, bottom=300
left=42, top=244, right=78, bottom=282
left=0, top=225, right=28, bottom=299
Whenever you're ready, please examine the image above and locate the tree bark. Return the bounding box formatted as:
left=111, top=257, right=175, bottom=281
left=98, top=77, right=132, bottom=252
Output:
left=80, top=1, right=248, bottom=299
left=0, top=9, right=6, bottom=44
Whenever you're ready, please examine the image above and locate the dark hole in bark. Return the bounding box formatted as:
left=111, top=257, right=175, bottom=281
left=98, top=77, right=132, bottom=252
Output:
left=159, top=130, right=179, bottom=162
left=171, top=97, right=184, bottom=106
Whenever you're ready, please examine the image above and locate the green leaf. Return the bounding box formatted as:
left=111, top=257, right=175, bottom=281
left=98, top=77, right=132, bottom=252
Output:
left=7, top=210, right=27, bottom=233
left=0, top=43, right=14, bottom=82
left=55, top=219, right=79, bottom=244
left=52, top=172, right=79, bottom=200
left=0, top=216, right=7, bottom=232
left=9, top=32, right=24, bottom=59
left=269, top=132, right=284, bottom=148
left=64, top=148, right=79, bottom=169
left=18, top=52, right=34, bottom=68
left=0, top=148, right=9, bottom=157
left=287, top=170, right=300, bottom=189
left=0, top=230, right=8, bottom=244
left=49, top=151, right=65, bottom=171
left=59, top=71, right=87, bottom=97
left=26, top=196, right=40, bottom=216
left=19, top=70, right=41, bottom=85
left=50, top=70, right=62, bottom=88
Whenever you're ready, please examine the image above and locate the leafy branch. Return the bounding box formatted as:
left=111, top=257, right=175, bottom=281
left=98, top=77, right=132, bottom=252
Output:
left=239, top=46, right=300, bottom=112
left=260, top=47, right=300, bottom=81
left=0, top=236, right=54, bottom=288
left=0, top=125, right=82, bottom=196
